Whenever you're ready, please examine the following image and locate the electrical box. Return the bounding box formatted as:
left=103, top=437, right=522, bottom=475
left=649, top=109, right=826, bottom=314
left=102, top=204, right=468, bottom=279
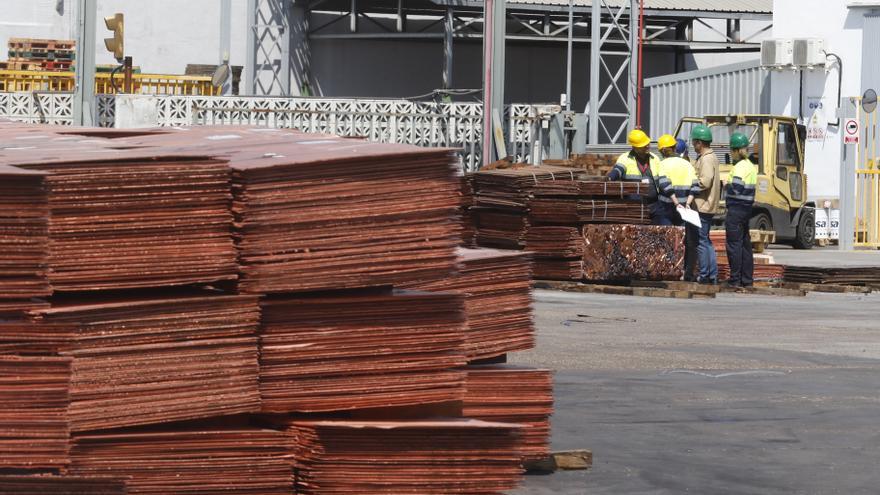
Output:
left=793, top=38, right=826, bottom=68
left=761, top=39, right=793, bottom=68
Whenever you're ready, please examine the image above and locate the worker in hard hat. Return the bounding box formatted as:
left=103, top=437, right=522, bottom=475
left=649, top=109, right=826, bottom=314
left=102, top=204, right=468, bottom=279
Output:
left=691, top=124, right=721, bottom=285
left=656, top=134, right=700, bottom=281
left=607, top=129, right=663, bottom=224
left=724, top=132, right=758, bottom=288
left=675, top=138, right=689, bottom=160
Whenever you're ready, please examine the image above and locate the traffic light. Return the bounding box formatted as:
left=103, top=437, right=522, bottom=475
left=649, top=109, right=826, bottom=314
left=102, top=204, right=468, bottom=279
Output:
left=103, top=13, right=124, bottom=61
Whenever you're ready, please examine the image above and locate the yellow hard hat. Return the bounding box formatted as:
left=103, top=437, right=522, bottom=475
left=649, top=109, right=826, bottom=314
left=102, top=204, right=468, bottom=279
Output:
left=628, top=129, right=651, bottom=148
left=657, top=134, right=677, bottom=150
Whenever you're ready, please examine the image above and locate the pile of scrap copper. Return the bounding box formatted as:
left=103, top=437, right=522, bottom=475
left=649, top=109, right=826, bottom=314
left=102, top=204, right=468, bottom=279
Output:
left=0, top=122, right=550, bottom=492
left=582, top=225, right=685, bottom=281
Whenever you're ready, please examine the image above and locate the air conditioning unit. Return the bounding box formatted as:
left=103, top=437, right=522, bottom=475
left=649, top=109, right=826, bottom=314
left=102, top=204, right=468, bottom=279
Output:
left=761, top=39, right=793, bottom=68
left=793, top=38, right=826, bottom=68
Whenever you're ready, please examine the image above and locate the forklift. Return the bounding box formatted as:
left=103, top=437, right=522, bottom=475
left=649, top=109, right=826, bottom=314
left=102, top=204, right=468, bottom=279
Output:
left=675, top=114, right=816, bottom=249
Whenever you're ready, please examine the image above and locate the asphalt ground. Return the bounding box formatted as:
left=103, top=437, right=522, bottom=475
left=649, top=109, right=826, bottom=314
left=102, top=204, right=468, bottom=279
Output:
left=509, top=280, right=880, bottom=494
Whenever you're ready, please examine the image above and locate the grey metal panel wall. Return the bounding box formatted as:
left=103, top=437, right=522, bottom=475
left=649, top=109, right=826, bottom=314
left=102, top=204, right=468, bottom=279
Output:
left=646, top=60, right=768, bottom=136
left=863, top=14, right=880, bottom=93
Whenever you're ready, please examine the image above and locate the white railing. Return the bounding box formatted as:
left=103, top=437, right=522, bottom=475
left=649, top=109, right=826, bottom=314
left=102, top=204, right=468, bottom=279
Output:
left=0, top=93, right=554, bottom=171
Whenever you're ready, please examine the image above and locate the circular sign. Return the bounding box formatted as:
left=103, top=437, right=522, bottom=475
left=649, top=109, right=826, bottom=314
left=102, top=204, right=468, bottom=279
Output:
left=846, top=119, right=860, bottom=135
left=863, top=89, right=878, bottom=114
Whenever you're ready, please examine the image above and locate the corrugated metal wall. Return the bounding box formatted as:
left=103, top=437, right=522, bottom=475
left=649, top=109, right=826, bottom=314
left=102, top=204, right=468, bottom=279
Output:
left=645, top=60, right=770, bottom=136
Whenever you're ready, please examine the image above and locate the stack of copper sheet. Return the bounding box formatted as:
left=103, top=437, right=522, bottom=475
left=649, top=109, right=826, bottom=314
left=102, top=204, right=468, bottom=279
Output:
left=718, top=263, right=785, bottom=281
left=284, top=419, right=524, bottom=495
left=0, top=355, right=71, bottom=472
left=529, top=179, right=651, bottom=225
left=405, top=248, right=534, bottom=361
left=783, top=266, right=880, bottom=285
left=530, top=197, right=650, bottom=224
left=460, top=175, right=476, bottom=247
left=0, top=476, right=127, bottom=494
left=525, top=226, right=584, bottom=280
left=11, top=153, right=238, bottom=292
left=26, top=294, right=261, bottom=432
left=469, top=165, right=586, bottom=250
left=230, top=140, right=461, bottom=293
left=472, top=208, right=531, bottom=249
left=583, top=225, right=685, bottom=281
left=70, top=429, right=293, bottom=494
left=0, top=165, right=51, bottom=311
left=463, top=365, right=553, bottom=461
left=259, top=290, right=467, bottom=413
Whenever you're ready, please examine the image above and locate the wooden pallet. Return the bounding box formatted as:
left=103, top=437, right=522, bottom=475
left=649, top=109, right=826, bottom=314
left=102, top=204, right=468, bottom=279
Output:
left=8, top=38, right=76, bottom=51
left=718, top=285, right=807, bottom=297
left=630, top=280, right=720, bottom=295
left=524, top=450, right=593, bottom=473
left=8, top=50, right=75, bottom=61
left=756, top=281, right=873, bottom=294
left=533, top=280, right=715, bottom=299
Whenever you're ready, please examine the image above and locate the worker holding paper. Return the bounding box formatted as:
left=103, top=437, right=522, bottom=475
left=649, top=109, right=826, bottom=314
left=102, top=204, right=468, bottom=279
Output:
left=656, top=134, right=701, bottom=282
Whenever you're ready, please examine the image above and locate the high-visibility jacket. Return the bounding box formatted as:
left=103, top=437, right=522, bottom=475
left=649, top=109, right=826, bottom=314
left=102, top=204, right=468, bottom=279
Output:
left=657, top=157, right=700, bottom=204
left=608, top=151, right=661, bottom=203
left=608, top=151, right=661, bottom=182
left=726, top=158, right=757, bottom=208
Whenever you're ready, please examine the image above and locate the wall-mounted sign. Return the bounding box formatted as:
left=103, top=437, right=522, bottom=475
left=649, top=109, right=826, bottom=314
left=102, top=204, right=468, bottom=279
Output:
left=844, top=118, right=860, bottom=145
left=806, top=111, right=826, bottom=142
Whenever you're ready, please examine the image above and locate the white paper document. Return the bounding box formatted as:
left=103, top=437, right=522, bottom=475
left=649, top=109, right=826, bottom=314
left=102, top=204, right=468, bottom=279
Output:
left=677, top=206, right=702, bottom=228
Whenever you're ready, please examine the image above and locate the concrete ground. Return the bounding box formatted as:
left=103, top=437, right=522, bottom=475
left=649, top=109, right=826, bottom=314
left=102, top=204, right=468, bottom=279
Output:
left=509, top=250, right=880, bottom=494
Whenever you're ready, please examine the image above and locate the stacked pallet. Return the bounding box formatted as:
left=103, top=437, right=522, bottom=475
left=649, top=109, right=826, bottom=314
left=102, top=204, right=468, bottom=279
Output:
left=470, top=165, right=586, bottom=249
left=544, top=152, right=618, bottom=175
left=404, top=248, right=535, bottom=361
left=464, top=366, right=554, bottom=461
left=5, top=38, right=75, bottom=72
left=0, top=355, right=71, bottom=473
left=259, top=290, right=467, bottom=412
left=0, top=165, right=51, bottom=313
left=12, top=152, right=238, bottom=292
left=70, top=429, right=293, bottom=494
left=26, top=294, right=262, bottom=432
left=583, top=224, right=685, bottom=281
left=284, top=419, right=524, bottom=495
left=530, top=180, right=650, bottom=225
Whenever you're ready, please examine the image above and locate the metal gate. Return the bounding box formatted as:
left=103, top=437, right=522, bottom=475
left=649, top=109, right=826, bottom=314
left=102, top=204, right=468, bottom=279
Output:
left=855, top=103, right=880, bottom=247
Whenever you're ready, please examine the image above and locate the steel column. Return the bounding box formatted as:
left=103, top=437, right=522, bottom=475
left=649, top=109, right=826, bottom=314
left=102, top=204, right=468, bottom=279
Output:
left=588, top=0, right=600, bottom=144
left=628, top=0, right=639, bottom=130
left=839, top=96, right=858, bottom=251
left=244, top=0, right=257, bottom=95
left=291, top=3, right=312, bottom=96
left=443, top=7, right=454, bottom=90
left=482, top=0, right=506, bottom=165
left=73, top=0, right=96, bottom=126
left=565, top=0, right=573, bottom=111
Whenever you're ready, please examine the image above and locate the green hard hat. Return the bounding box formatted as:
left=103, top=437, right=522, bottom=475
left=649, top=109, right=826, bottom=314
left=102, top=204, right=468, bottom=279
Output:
left=690, top=125, right=713, bottom=143
left=729, top=132, right=750, bottom=150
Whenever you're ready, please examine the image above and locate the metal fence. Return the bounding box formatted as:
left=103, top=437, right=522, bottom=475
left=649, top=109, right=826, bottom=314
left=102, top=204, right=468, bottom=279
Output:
left=645, top=60, right=770, bottom=137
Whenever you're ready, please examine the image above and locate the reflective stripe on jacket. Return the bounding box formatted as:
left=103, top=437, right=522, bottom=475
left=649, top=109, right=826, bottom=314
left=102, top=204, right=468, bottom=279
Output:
left=726, top=158, right=757, bottom=207
left=657, top=156, right=700, bottom=204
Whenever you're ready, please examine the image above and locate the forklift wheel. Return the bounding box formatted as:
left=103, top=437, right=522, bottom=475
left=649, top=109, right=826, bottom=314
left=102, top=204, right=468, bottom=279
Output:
left=749, top=212, right=772, bottom=232
left=793, top=210, right=815, bottom=250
